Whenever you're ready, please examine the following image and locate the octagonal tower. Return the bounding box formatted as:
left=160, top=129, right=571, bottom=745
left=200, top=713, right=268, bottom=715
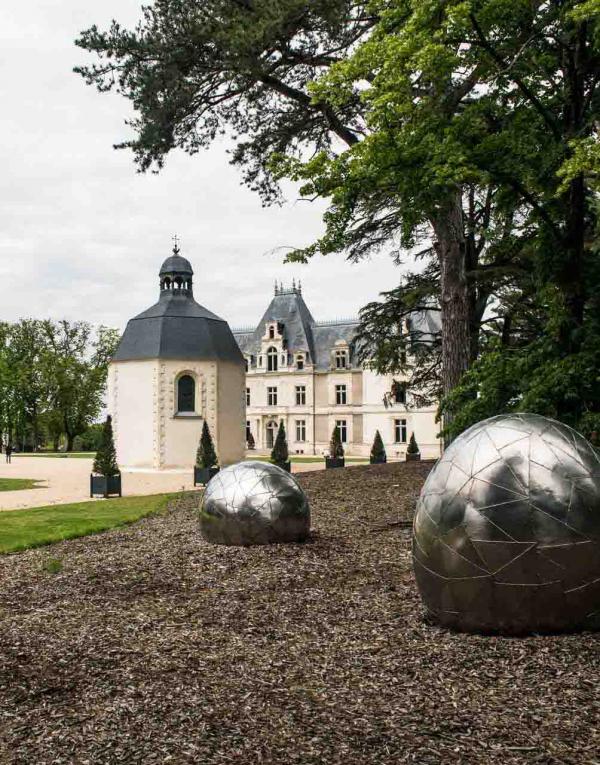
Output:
left=108, top=245, right=245, bottom=469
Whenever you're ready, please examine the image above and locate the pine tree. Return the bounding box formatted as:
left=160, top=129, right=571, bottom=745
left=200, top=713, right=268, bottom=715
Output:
left=247, top=431, right=255, bottom=449
left=407, top=432, right=420, bottom=455
left=196, top=420, right=218, bottom=469
left=92, top=415, right=119, bottom=477
left=329, top=425, right=345, bottom=459
left=271, top=421, right=289, bottom=466
left=370, top=430, right=386, bottom=462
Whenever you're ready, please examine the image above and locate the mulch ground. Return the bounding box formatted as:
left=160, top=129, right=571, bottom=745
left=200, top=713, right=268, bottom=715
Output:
left=0, top=462, right=598, bottom=765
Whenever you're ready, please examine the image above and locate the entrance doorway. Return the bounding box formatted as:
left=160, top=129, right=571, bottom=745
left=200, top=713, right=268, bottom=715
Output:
left=266, top=421, right=278, bottom=449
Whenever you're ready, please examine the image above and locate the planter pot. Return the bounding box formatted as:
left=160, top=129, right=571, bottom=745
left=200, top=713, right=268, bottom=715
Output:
left=90, top=474, right=122, bottom=498
left=370, top=456, right=387, bottom=465
left=406, top=453, right=421, bottom=462
left=194, top=466, right=220, bottom=486
left=273, top=461, right=291, bottom=473
left=325, top=457, right=345, bottom=469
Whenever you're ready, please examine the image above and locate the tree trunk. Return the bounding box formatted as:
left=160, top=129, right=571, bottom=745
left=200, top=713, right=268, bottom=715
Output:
left=53, top=436, right=60, bottom=452
left=431, top=192, right=471, bottom=438
left=432, top=196, right=471, bottom=394
left=66, top=433, right=75, bottom=452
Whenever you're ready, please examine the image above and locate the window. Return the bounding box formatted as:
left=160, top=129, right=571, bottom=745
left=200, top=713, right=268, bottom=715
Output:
left=296, top=420, right=306, bottom=443
left=335, top=384, right=347, bottom=405
left=246, top=388, right=251, bottom=406
left=269, top=325, right=275, bottom=339
left=394, top=419, right=407, bottom=444
left=246, top=421, right=252, bottom=442
left=245, top=357, right=249, bottom=372
left=266, top=421, right=278, bottom=448
left=296, top=355, right=304, bottom=370
left=267, top=346, right=278, bottom=372
left=335, top=419, right=348, bottom=443
left=393, top=381, right=407, bottom=405
left=177, top=375, right=195, bottom=413
left=267, top=386, right=278, bottom=406
left=295, top=385, right=306, bottom=406
left=258, top=356, right=263, bottom=367
left=335, top=349, right=348, bottom=369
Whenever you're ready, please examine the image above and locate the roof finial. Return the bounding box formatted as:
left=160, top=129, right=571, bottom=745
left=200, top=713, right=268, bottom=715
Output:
left=274, top=280, right=279, bottom=295
left=280, top=281, right=283, bottom=294
left=172, top=234, right=180, bottom=255
left=292, top=277, right=296, bottom=291
left=298, top=279, right=302, bottom=293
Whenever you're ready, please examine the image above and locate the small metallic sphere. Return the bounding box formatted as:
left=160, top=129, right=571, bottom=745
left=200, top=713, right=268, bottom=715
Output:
left=200, top=461, right=310, bottom=546
left=413, top=413, right=600, bottom=634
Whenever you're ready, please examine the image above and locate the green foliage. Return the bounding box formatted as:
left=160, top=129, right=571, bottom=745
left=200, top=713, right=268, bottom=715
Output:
left=329, top=425, right=345, bottom=458
left=0, top=319, right=119, bottom=452
left=247, top=431, right=256, bottom=449
left=406, top=432, right=420, bottom=455
left=271, top=421, right=290, bottom=465
left=93, top=416, right=120, bottom=477
left=0, top=478, right=43, bottom=492
left=196, top=420, right=218, bottom=469
left=370, top=430, right=386, bottom=462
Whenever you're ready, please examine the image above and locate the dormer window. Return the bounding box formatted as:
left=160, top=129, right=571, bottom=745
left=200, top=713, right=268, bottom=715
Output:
left=335, top=349, right=348, bottom=369
left=267, top=346, right=278, bottom=372
left=269, top=325, right=275, bottom=339
left=296, top=354, right=304, bottom=370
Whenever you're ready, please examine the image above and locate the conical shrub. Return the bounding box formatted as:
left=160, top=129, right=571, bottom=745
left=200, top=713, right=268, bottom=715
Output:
left=329, top=425, right=345, bottom=458
left=93, top=415, right=120, bottom=477
left=271, top=421, right=289, bottom=466
left=370, top=430, right=386, bottom=462
left=407, top=432, right=420, bottom=454
left=196, top=420, right=218, bottom=468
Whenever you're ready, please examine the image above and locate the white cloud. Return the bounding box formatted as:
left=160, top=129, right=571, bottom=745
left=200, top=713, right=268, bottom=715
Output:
left=1, top=1, right=404, bottom=331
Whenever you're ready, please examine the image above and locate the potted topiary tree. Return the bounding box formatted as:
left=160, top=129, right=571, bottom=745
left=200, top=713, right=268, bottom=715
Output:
left=90, top=415, right=122, bottom=498
left=326, top=425, right=345, bottom=469
left=370, top=430, right=387, bottom=464
left=247, top=431, right=256, bottom=450
left=406, top=432, right=421, bottom=461
left=194, top=421, right=220, bottom=486
left=271, top=421, right=291, bottom=472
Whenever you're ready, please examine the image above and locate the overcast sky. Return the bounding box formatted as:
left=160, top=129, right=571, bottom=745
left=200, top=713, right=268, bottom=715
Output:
left=1, top=1, right=403, bottom=332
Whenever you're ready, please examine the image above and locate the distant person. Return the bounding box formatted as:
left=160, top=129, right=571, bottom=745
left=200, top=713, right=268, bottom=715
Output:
left=5, top=443, right=12, bottom=464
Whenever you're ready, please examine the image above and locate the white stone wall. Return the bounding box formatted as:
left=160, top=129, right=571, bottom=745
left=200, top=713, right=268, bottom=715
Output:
left=109, top=357, right=245, bottom=470
left=245, top=365, right=441, bottom=459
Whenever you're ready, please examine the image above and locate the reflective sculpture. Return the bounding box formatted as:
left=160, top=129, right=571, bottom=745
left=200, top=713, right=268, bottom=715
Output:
left=200, top=461, right=310, bottom=546
left=413, top=414, right=600, bottom=634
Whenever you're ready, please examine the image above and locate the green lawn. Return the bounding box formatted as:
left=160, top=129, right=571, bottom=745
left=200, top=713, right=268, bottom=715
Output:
left=0, top=493, right=177, bottom=554
left=0, top=478, right=43, bottom=493
left=14, top=452, right=94, bottom=459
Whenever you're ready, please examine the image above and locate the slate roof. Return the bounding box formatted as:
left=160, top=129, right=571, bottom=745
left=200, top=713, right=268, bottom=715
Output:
left=232, top=288, right=441, bottom=371
left=113, top=257, right=244, bottom=364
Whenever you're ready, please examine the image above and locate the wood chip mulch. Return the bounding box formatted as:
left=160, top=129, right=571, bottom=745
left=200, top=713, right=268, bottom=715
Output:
left=0, top=462, right=598, bottom=764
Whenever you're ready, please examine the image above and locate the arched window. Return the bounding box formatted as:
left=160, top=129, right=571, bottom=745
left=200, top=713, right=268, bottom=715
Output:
left=177, top=375, right=195, bottom=413
left=267, top=346, right=278, bottom=372
left=266, top=421, right=278, bottom=449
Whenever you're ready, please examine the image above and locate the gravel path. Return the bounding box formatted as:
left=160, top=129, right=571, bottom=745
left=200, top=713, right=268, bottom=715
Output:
left=0, top=463, right=598, bottom=764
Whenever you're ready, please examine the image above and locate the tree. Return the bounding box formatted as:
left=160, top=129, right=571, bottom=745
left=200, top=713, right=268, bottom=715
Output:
left=247, top=431, right=256, bottom=450
left=406, top=432, right=420, bottom=456
left=196, top=420, right=218, bottom=469
left=42, top=321, right=120, bottom=451
left=271, top=421, right=289, bottom=466
left=370, top=429, right=386, bottom=462
left=329, top=425, right=344, bottom=458
left=93, top=415, right=119, bottom=477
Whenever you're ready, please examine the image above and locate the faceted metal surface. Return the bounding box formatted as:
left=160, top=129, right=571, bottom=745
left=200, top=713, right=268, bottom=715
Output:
left=200, top=461, right=310, bottom=546
left=413, top=414, right=600, bottom=634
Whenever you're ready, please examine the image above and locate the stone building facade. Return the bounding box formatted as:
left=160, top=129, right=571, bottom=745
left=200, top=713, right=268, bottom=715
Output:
left=108, top=250, right=246, bottom=470
left=233, top=284, right=442, bottom=459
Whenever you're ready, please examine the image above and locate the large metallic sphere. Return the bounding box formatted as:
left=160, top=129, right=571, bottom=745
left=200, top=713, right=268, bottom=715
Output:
left=200, top=461, right=310, bottom=546
left=413, top=414, right=600, bottom=634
